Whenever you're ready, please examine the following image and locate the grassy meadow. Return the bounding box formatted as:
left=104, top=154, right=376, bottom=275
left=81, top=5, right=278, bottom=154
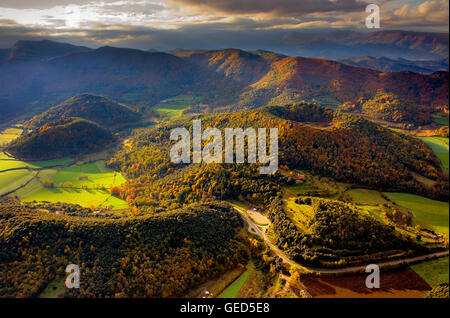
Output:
left=50, top=162, right=126, bottom=188
left=420, top=136, right=449, bottom=173
left=0, top=152, right=129, bottom=210
left=0, top=127, right=22, bottom=146
left=153, top=95, right=202, bottom=118
left=0, top=123, right=128, bottom=210
left=384, top=192, right=449, bottom=234
left=19, top=161, right=128, bottom=209
left=0, top=152, right=72, bottom=171
left=431, top=115, right=449, bottom=126
left=284, top=198, right=313, bottom=233
left=346, top=188, right=388, bottom=206
left=411, top=257, right=449, bottom=288
left=0, top=170, right=37, bottom=196
left=218, top=262, right=254, bottom=298
left=22, top=187, right=129, bottom=209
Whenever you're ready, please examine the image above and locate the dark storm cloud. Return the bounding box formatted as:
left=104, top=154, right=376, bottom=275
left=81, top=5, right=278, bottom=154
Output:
left=170, top=0, right=368, bottom=16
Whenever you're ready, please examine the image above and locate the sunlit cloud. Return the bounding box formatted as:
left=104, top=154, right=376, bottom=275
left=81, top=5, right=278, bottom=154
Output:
left=0, top=0, right=447, bottom=48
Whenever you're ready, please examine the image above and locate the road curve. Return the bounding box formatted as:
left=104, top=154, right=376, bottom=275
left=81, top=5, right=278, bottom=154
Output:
left=233, top=207, right=450, bottom=275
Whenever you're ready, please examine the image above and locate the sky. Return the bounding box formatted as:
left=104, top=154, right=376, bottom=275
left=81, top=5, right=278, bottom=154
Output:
left=0, top=0, right=448, bottom=49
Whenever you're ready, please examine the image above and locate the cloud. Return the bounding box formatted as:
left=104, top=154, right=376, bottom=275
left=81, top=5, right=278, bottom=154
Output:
left=169, top=0, right=369, bottom=16
left=0, top=1, right=447, bottom=50
left=380, top=0, right=449, bottom=29
left=0, top=1, right=170, bottom=29
left=0, top=1, right=121, bottom=10
left=0, top=19, right=19, bottom=26
left=393, top=0, right=448, bottom=22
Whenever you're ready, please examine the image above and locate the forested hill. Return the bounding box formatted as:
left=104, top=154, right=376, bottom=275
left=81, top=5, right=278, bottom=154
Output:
left=0, top=200, right=246, bottom=297
left=267, top=197, right=428, bottom=267
left=26, top=94, right=142, bottom=129
left=7, top=117, right=114, bottom=160
left=107, top=103, right=447, bottom=214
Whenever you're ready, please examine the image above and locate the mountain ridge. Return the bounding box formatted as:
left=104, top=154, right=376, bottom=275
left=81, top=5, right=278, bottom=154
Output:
left=0, top=40, right=448, bottom=126
left=340, top=56, right=449, bottom=74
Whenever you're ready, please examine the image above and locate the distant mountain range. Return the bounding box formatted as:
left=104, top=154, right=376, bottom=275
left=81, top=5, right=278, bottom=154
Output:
left=0, top=37, right=448, bottom=125
left=2, top=40, right=91, bottom=63
left=281, top=30, right=449, bottom=60
left=339, top=56, right=449, bottom=74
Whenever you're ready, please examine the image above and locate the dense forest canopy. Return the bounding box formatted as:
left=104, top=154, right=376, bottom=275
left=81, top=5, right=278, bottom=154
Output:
left=107, top=102, right=447, bottom=215
left=267, top=197, right=428, bottom=267
left=0, top=200, right=246, bottom=297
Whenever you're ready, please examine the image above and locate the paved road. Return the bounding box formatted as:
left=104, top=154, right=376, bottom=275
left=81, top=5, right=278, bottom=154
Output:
left=233, top=207, right=450, bottom=275
left=235, top=207, right=296, bottom=266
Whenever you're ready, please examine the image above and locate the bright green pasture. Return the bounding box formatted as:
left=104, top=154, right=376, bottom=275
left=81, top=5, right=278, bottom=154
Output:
left=411, top=257, right=449, bottom=287
left=421, top=137, right=449, bottom=173
left=283, top=183, right=318, bottom=195
left=0, top=170, right=37, bottom=195
left=0, top=152, right=71, bottom=171
left=50, top=162, right=125, bottom=188
left=14, top=160, right=128, bottom=210
left=22, top=188, right=128, bottom=209
left=14, top=177, right=47, bottom=198
left=358, top=205, right=387, bottom=224
left=0, top=127, right=22, bottom=145
left=153, top=95, right=202, bottom=118
left=384, top=192, right=449, bottom=234
left=218, top=262, right=254, bottom=298
left=284, top=198, right=313, bottom=233
left=346, top=188, right=388, bottom=206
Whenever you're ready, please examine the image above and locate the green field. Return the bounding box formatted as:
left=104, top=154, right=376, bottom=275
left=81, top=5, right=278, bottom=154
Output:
left=0, top=127, right=22, bottom=146
left=0, top=170, right=37, bottom=196
left=22, top=187, right=129, bottom=209
left=284, top=198, right=313, bottom=232
left=218, top=263, right=253, bottom=298
left=346, top=188, right=388, bottom=206
left=384, top=192, right=449, bottom=234
left=420, top=137, right=449, bottom=173
left=432, top=115, right=449, bottom=126
left=357, top=205, right=387, bottom=224
left=20, top=162, right=128, bottom=209
left=411, top=257, right=449, bottom=287
left=39, top=278, right=66, bottom=298
left=0, top=152, right=72, bottom=171
left=284, top=183, right=318, bottom=195
left=50, top=162, right=126, bottom=188
left=153, top=95, right=202, bottom=118
left=2, top=159, right=129, bottom=210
